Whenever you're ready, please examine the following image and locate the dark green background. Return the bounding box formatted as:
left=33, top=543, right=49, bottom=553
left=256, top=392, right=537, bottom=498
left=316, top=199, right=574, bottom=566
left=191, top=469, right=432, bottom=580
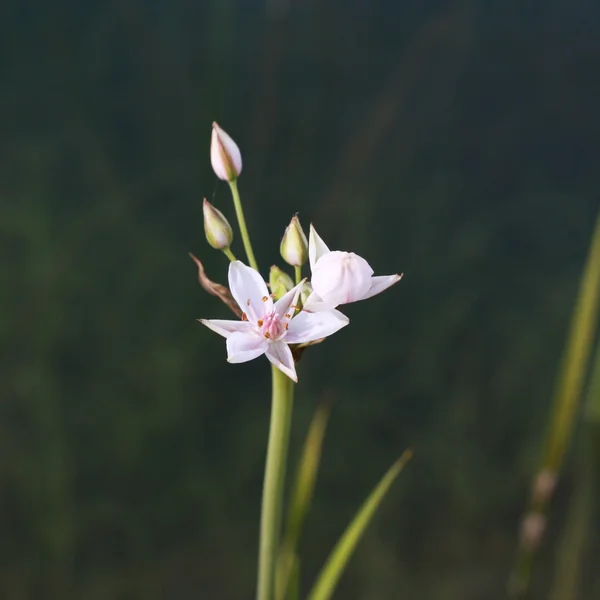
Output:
left=2, top=0, right=599, bottom=598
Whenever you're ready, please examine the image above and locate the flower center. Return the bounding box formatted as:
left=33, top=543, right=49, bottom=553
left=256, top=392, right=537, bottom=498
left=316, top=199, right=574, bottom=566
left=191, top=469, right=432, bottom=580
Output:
left=258, top=311, right=287, bottom=340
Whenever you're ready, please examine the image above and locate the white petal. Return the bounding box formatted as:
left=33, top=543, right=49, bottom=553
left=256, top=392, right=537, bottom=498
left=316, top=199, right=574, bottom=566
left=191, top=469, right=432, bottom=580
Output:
left=199, top=318, right=255, bottom=338
left=226, top=331, right=268, bottom=363
left=228, top=261, right=272, bottom=324
left=309, top=224, right=331, bottom=271
left=265, top=341, right=298, bottom=382
left=311, top=251, right=373, bottom=306
left=274, top=279, right=305, bottom=319
left=301, top=291, right=338, bottom=312
left=286, top=309, right=349, bottom=343
left=360, top=274, right=403, bottom=301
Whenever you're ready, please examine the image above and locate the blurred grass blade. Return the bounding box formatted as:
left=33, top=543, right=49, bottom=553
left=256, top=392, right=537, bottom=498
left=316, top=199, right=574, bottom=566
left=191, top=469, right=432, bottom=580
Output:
left=549, top=334, right=600, bottom=600
left=510, top=211, right=600, bottom=599
left=548, top=435, right=594, bottom=600
left=586, top=335, right=600, bottom=427
left=306, top=449, right=413, bottom=600
left=276, top=400, right=332, bottom=600
left=288, top=555, right=300, bottom=600
left=543, top=210, right=600, bottom=475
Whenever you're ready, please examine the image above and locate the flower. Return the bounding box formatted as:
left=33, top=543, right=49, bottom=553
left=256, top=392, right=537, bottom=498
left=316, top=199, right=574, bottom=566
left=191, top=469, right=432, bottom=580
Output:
left=280, top=216, right=308, bottom=267
left=203, top=199, right=233, bottom=250
left=200, top=261, right=349, bottom=381
left=210, top=122, right=242, bottom=181
left=303, top=224, right=402, bottom=311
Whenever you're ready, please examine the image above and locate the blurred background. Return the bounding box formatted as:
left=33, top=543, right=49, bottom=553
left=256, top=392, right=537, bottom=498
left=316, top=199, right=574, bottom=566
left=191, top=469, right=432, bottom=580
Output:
left=2, top=0, right=599, bottom=598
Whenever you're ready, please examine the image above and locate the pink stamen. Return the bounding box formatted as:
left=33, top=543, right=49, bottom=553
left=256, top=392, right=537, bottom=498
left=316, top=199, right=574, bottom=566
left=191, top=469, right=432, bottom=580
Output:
left=260, top=311, right=285, bottom=340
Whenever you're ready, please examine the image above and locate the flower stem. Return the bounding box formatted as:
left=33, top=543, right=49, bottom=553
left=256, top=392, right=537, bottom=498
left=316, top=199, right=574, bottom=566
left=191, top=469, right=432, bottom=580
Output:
left=228, top=179, right=259, bottom=271
left=294, top=265, right=302, bottom=285
left=223, top=247, right=237, bottom=262
left=257, top=367, right=295, bottom=600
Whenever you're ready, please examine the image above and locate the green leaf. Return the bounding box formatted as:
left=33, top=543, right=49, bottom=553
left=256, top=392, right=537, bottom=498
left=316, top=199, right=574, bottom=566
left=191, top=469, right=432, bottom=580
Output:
left=306, top=449, right=413, bottom=600
left=276, top=400, right=332, bottom=600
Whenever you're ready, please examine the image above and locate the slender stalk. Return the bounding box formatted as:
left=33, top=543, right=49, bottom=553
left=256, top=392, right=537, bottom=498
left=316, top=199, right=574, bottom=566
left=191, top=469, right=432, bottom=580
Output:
left=257, top=367, right=295, bottom=600
left=294, top=265, right=302, bottom=285
left=548, top=434, right=594, bottom=600
left=228, top=179, right=258, bottom=271
left=276, top=400, right=331, bottom=600
left=223, top=247, right=237, bottom=262
left=549, top=335, right=600, bottom=600
left=509, top=211, right=600, bottom=599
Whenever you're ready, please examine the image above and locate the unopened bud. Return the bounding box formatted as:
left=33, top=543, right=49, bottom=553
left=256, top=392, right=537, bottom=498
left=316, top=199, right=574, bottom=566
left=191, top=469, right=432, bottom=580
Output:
left=211, top=122, right=242, bottom=181
left=203, top=199, right=233, bottom=250
left=520, top=512, right=546, bottom=550
left=532, top=469, right=557, bottom=504
left=269, top=265, right=294, bottom=300
left=299, top=281, right=313, bottom=307
left=280, top=216, right=308, bottom=267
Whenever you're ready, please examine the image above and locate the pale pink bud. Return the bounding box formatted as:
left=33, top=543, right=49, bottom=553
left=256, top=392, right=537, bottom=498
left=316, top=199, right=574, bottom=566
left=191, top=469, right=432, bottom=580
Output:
left=520, top=512, right=546, bottom=550
left=280, top=216, right=308, bottom=267
left=210, top=122, right=242, bottom=181
left=203, top=199, right=233, bottom=250
left=532, top=469, right=557, bottom=504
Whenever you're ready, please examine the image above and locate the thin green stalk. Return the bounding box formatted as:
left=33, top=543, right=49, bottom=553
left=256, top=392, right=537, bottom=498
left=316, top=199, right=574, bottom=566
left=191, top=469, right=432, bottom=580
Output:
left=228, top=179, right=258, bottom=271
left=549, top=334, right=600, bottom=600
left=548, top=434, right=594, bottom=600
left=294, top=265, right=302, bottom=285
left=223, top=247, right=236, bottom=262
left=257, top=367, right=295, bottom=600
left=276, top=400, right=331, bottom=600
left=509, top=211, right=600, bottom=599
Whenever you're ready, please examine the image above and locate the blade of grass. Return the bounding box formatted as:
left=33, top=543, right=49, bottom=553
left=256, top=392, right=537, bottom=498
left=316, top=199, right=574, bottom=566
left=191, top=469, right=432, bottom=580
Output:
left=306, top=449, right=413, bottom=600
left=276, top=400, right=332, bottom=600
left=549, top=333, right=600, bottom=600
left=509, top=211, right=600, bottom=599
left=288, top=555, right=300, bottom=600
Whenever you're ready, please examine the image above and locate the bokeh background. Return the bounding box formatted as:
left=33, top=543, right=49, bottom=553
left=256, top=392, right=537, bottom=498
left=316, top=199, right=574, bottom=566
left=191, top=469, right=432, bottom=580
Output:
left=2, top=0, right=599, bottom=598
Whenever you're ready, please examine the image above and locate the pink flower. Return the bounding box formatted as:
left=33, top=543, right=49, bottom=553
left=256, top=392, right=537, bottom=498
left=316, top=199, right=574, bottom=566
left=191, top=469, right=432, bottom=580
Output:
left=200, top=261, right=349, bottom=381
left=304, top=225, right=402, bottom=311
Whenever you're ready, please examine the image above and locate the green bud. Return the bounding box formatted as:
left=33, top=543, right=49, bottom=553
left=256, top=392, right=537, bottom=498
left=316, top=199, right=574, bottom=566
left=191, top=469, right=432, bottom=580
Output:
left=203, top=198, right=233, bottom=250
left=280, top=215, right=308, bottom=267
left=269, top=265, right=294, bottom=300
left=299, top=280, right=313, bottom=307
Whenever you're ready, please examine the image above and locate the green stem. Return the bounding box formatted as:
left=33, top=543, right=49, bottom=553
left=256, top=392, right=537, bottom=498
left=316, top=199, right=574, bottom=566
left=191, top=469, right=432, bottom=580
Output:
left=223, top=247, right=237, bottom=262
left=509, top=210, right=600, bottom=599
left=294, top=265, right=302, bottom=286
left=257, top=367, right=295, bottom=600
left=228, top=179, right=259, bottom=271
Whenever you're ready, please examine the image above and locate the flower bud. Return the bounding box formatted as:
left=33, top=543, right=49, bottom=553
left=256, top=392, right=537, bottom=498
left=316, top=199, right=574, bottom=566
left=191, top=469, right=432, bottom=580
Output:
left=269, top=265, right=294, bottom=300
left=299, top=280, right=313, bottom=307
left=203, top=199, right=233, bottom=250
left=210, top=122, right=242, bottom=181
left=280, top=216, right=308, bottom=267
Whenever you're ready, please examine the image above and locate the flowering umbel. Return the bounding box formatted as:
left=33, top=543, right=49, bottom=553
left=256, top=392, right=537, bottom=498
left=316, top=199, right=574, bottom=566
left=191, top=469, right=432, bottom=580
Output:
left=211, top=122, right=242, bottom=181
left=203, top=199, right=233, bottom=250
left=304, top=225, right=402, bottom=311
left=200, top=261, right=349, bottom=381
left=280, top=216, right=308, bottom=267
